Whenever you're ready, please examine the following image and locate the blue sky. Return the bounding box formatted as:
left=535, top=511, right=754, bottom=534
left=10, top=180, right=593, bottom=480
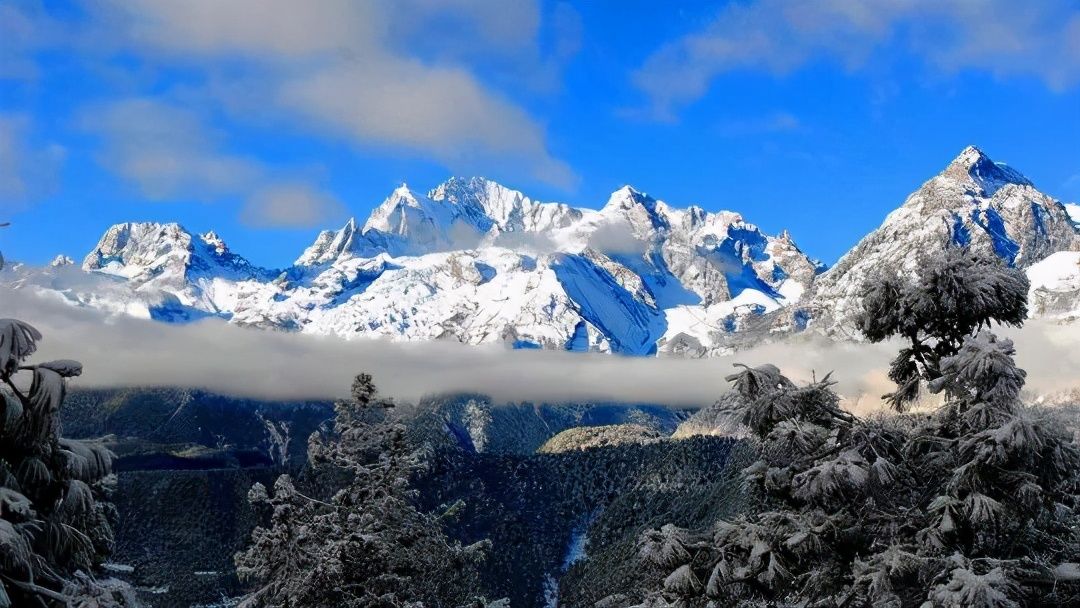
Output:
left=2, top=0, right=1079, bottom=268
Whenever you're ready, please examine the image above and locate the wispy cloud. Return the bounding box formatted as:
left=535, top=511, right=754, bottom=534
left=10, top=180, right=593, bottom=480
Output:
left=716, top=112, right=802, bottom=137
left=79, top=98, right=344, bottom=228
left=0, top=114, right=66, bottom=213
left=80, top=99, right=260, bottom=202
left=633, top=0, right=1080, bottom=120
left=241, top=182, right=346, bottom=229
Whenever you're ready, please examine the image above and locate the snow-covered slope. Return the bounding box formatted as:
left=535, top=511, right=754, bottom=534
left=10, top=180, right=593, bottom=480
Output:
left=1027, top=251, right=1080, bottom=323
left=1066, top=203, right=1080, bottom=227
left=7, top=178, right=821, bottom=355
left=804, top=146, right=1080, bottom=337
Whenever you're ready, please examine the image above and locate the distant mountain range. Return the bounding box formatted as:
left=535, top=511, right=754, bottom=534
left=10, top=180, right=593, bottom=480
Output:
left=5, top=146, right=1080, bottom=356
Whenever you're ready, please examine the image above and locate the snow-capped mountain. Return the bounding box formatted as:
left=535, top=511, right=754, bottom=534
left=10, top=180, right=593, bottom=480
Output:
left=80, top=222, right=274, bottom=320
left=803, top=146, right=1080, bottom=337
left=6, top=146, right=1078, bottom=356
left=6, top=178, right=821, bottom=356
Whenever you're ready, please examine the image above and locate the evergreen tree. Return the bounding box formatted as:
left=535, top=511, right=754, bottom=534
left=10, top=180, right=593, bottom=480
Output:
left=856, top=247, right=1028, bottom=409
left=235, top=373, right=495, bottom=608
left=629, top=249, right=1080, bottom=607
left=0, top=318, right=136, bottom=607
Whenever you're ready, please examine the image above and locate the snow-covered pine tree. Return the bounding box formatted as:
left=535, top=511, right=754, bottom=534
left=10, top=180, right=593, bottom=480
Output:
left=903, top=331, right=1080, bottom=605
left=0, top=318, right=137, bottom=607
left=628, top=248, right=1080, bottom=607
left=856, top=246, right=1028, bottom=410
left=633, top=364, right=912, bottom=607
left=234, top=373, right=496, bottom=608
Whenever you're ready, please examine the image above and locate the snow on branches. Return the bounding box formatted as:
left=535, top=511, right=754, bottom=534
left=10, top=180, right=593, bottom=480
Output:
left=0, top=318, right=136, bottom=607
left=234, top=373, right=502, bottom=608
left=627, top=248, right=1080, bottom=608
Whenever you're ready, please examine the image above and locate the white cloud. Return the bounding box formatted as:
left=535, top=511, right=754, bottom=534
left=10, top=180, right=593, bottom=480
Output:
left=80, top=97, right=345, bottom=228
left=81, top=98, right=261, bottom=201
left=277, top=59, right=575, bottom=189
left=0, top=3, right=52, bottom=81
left=83, top=0, right=576, bottom=189
left=633, top=0, right=1080, bottom=120
left=4, top=285, right=1079, bottom=409
left=242, top=182, right=346, bottom=229
left=716, top=112, right=802, bottom=137
left=0, top=113, right=66, bottom=213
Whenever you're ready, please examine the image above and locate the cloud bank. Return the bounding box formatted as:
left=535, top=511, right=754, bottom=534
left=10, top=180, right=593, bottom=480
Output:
left=3, top=287, right=1079, bottom=411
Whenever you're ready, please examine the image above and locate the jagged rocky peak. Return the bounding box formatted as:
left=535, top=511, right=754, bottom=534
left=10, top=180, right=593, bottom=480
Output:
left=428, top=176, right=582, bottom=234
left=940, top=145, right=1033, bottom=196
left=600, top=185, right=672, bottom=239
left=363, top=183, right=466, bottom=251
left=49, top=254, right=74, bottom=267
left=428, top=176, right=521, bottom=227
left=82, top=222, right=265, bottom=291
left=82, top=222, right=194, bottom=274
left=603, top=185, right=663, bottom=215
left=295, top=217, right=367, bottom=266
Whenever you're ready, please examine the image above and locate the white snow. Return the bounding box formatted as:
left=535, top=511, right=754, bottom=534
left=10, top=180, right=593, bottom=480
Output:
left=1027, top=251, right=1080, bottom=291
left=1026, top=251, right=1080, bottom=322
left=1065, top=203, right=1080, bottom=226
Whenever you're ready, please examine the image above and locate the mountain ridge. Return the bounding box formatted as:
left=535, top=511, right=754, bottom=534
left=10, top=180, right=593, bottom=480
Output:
left=6, top=146, right=1080, bottom=355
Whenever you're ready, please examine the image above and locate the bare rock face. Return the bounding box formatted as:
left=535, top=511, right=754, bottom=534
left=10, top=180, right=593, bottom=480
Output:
left=803, top=146, right=1080, bottom=337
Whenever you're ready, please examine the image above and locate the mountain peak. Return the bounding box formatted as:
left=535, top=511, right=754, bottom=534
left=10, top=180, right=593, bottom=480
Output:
left=613, top=184, right=644, bottom=198
left=427, top=176, right=516, bottom=208
left=601, top=185, right=670, bottom=237
left=431, top=176, right=497, bottom=193
left=295, top=217, right=364, bottom=266
left=941, top=145, right=1033, bottom=195
left=83, top=222, right=191, bottom=270
left=949, top=145, right=990, bottom=169
left=604, top=185, right=653, bottom=208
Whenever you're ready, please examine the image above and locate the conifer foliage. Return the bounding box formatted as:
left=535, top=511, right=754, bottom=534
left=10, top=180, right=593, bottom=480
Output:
left=855, top=247, right=1029, bottom=410
left=0, top=319, right=135, bottom=607
left=632, top=249, right=1080, bottom=607
left=235, top=373, right=495, bottom=608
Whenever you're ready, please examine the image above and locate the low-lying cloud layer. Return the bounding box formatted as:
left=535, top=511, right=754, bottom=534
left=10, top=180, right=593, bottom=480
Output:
left=3, top=287, right=1079, bottom=409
